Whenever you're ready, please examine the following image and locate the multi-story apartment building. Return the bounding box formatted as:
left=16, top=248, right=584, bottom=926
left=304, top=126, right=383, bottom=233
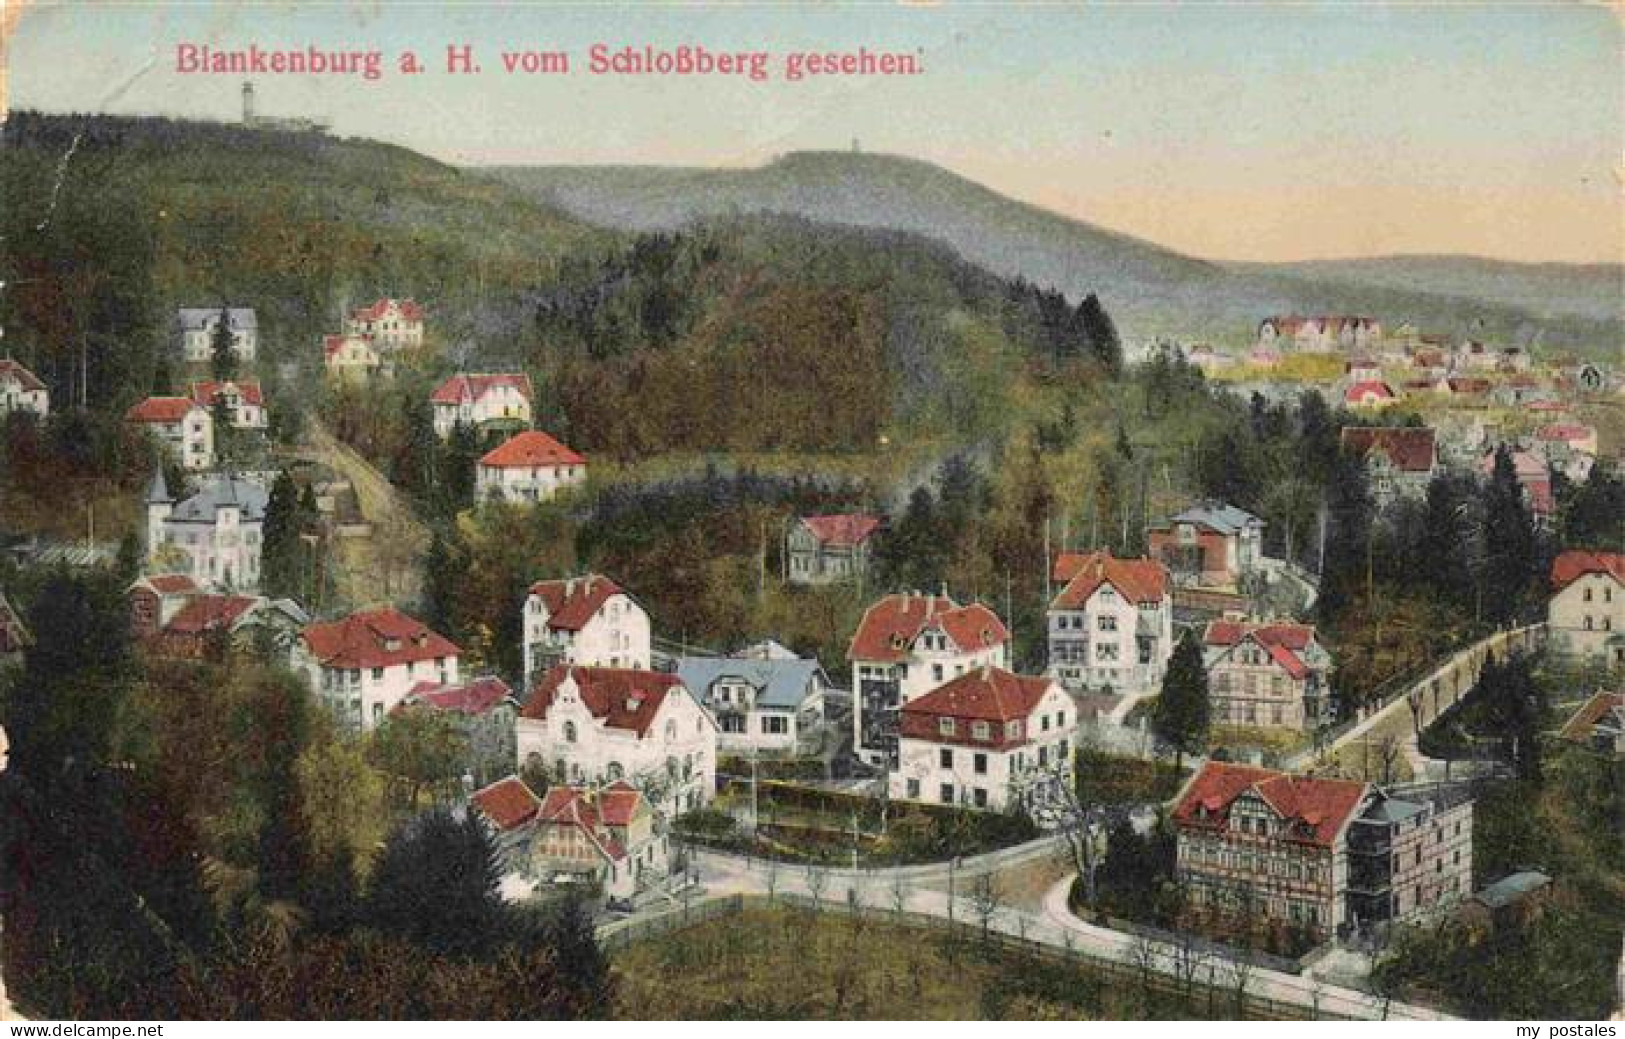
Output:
left=521, top=575, right=650, bottom=688
left=1547, top=551, right=1624, bottom=669
left=1047, top=551, right=1172, bottom=695
left=1173, top=763, right=1474, bottom=940
left=889, top=666, right=1076, bottom=813
left=1202, top=617, right=1333, bottom=731
left=848, top=592, right=1010, bottom=768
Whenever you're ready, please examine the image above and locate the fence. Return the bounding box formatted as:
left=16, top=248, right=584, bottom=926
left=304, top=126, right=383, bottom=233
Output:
left=596, top=890, right=1359, bottom=1020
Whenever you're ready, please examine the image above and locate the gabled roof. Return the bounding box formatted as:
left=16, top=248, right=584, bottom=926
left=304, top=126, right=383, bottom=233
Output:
left=1550, top=550, right=1625, bottom=592
left=350, top=298, right=424, bottom=323
left=675, top=656, right=823, bottom=711
left=535, top=786, right=628, bottom=862
left=168, top=478, right=269, bottom=524
left=799, top=514, right=883, bottom=547
left=522, top=665, right=688, bottom=737
left=126, top=396, right=203, bottom=424
left=1534, top=424, right=1594, bottom=443
left=0, top=359, right=46, bottom=391
left=527, top=575, right=625, bottom=632
left=324, top=333, right=378, bottom=361
left=1473, top=871, right=1552, bottom=910
left=1344, top=380, right=1395, bottom=402
left=430, top=373, right=534, bottom=406
left=847, top=593, right=1009, bottom=663
left=1203, top=620, right=1318, bottom=680
left=400, top=675, right=515, bottom=716
left=479, top=430, right=585, bottom=469
left=472, top=776, right=542, bottom=832
left=1151, top=501, right=1262, bottom=536
left=189, top=380, right=264, bottom=407
left=300, top=607, right=460, bottom=670
left=1050, top=552, right=1168, bottom=609
left=133, top=573, right=200, bottom=596
left=1557, top=692, right=1624, bottom=745
left=901, top=667, right=1055, bottom=723
left=1173, top=761, right=1368, bottom=849
left=1340, top=426, right=1437, bottom=473
left=164, top=594, right=259, bottom=634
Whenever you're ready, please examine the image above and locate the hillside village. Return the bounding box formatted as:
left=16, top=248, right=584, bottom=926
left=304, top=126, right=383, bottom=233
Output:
left=0, top=108, right=1622, bottom=1023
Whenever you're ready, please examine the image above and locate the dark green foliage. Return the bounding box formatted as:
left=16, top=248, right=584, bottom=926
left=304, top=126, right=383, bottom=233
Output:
left=1482, top=445, right=1536, bottom=625
left=252, top=671, right=315, bottom=903
left=544, top=895, right=615, bottom=1017
left=1475, top=652, right=1546, bottom=781
left=260, top=470, right=303, bottom=600
left=1556, top=466, right=1625, bottom=553
left=422, top=524, right=469, bottom=642
left=210, top=304, right=238, bottom=382
left=366, top=807, right=502, bottom=958
left=1150, top=631, right=1210, bottom=770
left=1316, top=447, right=1373, bottom=628
left=1096, top=817, right=1178, bottom=925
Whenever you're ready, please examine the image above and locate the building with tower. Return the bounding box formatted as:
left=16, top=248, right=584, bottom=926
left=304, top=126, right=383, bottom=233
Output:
left=145, top=470, right=269, bottom=592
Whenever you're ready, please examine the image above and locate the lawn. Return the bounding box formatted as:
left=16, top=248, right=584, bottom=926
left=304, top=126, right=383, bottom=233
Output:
left=610, top=904, right=1295, bottom=1020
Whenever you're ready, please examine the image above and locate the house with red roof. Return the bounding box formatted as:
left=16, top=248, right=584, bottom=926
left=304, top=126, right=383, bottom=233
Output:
left=522, top=574, right=650, bottom=687
left=138, top=592, right=307, bottom=661
left=890, top=666, right=1076, bottom=813
left=475, top=430, right=587, bottom=504
left=295, top=607, right=462, bottom=730
left=468, top=774, right=544, bottom=871
left=345, top=297, right=424, bottom=351
left=1256, top=315, right=1382, bottom=353
left=1202, top=617, right=1333, bottom=731
left=128, top=573, right=203, bottom=637
left=322, top=333, right=384, bottom=381
left=1343, top=380, right=1397, bottom=409
left=528, top=781, right=668, bottom=899
left=399, top=676, right=520, bottom=787
left=1173, top=762, right=1473, bottom=938
left=785, top=513, right=884, bottom=586
left=189, top=379, right=267, bottom=430
left=1340, top=426, right=1437, bottom=508
left=1479, top=446, right=1554, bottom=523
left=1557, top=692, right=1624, bottom=758
left=517, top=665, right=717, bottom=816
left=848, top=592, right=1011, bottom=768
left=126, top=396, right=215, bottom=470
left=430, top=373, right=534, bottom=438
left=1046, top=551, right=1173, bottom=696
left=1145, top=501, right=1264, bottom=589
left=0, top=358, right=49, bottom=418
left=1548, top=551, right=1625, bottom=669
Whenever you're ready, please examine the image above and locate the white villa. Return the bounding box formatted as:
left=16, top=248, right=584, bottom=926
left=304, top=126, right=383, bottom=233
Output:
left=295, top=607, right=462, bottom=731
left=1047, top=551, right=1174, bottom=695
left=144, top=470, right=267, bottom=592
left=189, top=380, right=268, bottom=430
left=345, top=297, right=424, bottom=351
left=676, top=654, right=827, bottom=754
left=430, top=373, right=533, bottom=438
left=522, top=574, right=651, bottom=687
left=517, top=665, right=718, bottom=817
left=476, top=430, right=587, bottom=504
left=178, top=307, right=257, bottom=363
left=126, top=396, right=215, bottom=470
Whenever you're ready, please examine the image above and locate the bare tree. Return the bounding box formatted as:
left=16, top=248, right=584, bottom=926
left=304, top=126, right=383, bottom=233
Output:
left=804, top=861, right=828, bottom=909
left=1047, top=763, right=1107, bottom=906
left=1170, top=927, right=1212, bottom=1001
left=969, top=873, right=1003, bottom=944
left=764, top=857, right=780, bottom=902
left=888, top=871, right=908, bottom=916
left=1128, top=932, right=1161, bottom=1005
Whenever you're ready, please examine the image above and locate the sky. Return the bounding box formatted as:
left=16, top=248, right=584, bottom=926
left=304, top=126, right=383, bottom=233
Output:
left=5, top=1, right=1621, bottom=264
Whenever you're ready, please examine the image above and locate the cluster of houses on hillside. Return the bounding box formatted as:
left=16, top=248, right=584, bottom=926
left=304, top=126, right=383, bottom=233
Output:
left=323, top=297, right=425, bottom=380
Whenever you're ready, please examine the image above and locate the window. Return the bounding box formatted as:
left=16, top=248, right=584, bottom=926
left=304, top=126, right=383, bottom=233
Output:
left=762, top=715, right=788, bottom=735
left=973, top=788, right=988, bottom=809
left=940, top=783, right=955, bottom=804
left=971, top=721, right=991, bottom=741
left=974, top=753, right=988, bottom=775
left=1006, top=720, right=1022, bottom=740
left=932, top=664, right=944, bottom=682
left=939, top=717, right=956, bottom=737
left=371, top=667, right=384, bottom=681
left=1041, top=715, right=1051, bottom=732
left=1038, top=746, right=1048, bottom=767
left=939, top=748, right=954, bottom=769
left=907, top=778, right=920, bottom=799
left=1098, top=615, right=1117, bottom=632
left=564, top=721, right=578, bottom=743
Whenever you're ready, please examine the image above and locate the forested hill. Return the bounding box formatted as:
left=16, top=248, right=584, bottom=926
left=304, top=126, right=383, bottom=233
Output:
left=492, top=152, right=1622, bottom=355
left=0, top=111, right=611, bottom=410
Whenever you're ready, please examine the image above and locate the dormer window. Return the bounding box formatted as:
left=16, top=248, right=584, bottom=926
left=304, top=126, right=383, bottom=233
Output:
left=971, top=721, right=990, bottom=741
left=384, top=638, right=401, bottom=652
left=939, top=717, right=956, bottom=737
left=1005, top=720, right=1022, bottom=740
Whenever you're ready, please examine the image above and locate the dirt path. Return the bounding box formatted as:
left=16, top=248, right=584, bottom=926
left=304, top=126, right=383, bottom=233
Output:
left=296, top=421, right=429, bottom=611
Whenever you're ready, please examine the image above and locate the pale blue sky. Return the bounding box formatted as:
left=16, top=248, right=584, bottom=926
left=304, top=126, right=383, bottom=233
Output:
left=8, top=1, right=1620, bottom=262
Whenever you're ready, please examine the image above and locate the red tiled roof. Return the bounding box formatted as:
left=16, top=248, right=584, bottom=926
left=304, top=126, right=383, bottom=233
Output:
left=479, top=430, right=585, bottom=469
left=536, top=786, right=632, bottom=861
left=324, top=333, right=376, bottom=361
left=527, top=575, right=623, bottom=632
left=1445, top=378, right=1491, bottom=395
left=0, top=359, right=46, bottom=391
left=597, top=780, right=643, bottom=827
left=400, top=676, right=514, bottom=715
left=472, top=776, right=541, bottom=832
left=351, top=298, right=424, bottom=323
left=800, top=514, right=883, bottom=547
left=1051, top=552, right=1169, bottom=609
left=847, top=594, right=1009, bottom=663
left=1525, top=400, right=1569, bottom=413
left=1344, top=381, right=1395, bottom=403
left=900, top=667, right=1054, bottom=727
left=126, top=396, right=199, bottom=424
left=1535, top=424, right=1592, bottom=443
left=1558, top=692, right=1624, bottom=744
left=1551, top=551, right=1625, bottom=593
left=1340, top=427, right=1436, bottom=473
left=300, top=607, right=460, bottom=670
left=1205, top=621, right=1316, bottom=680
left=430, top=373, right=533, bottom=406
left=522, top=665, right=685, bottom=737
left=141, top=574, right=200, bottom=595
left=189, top=380, right=264, bottom=408
left=164, top=595, right=258, bottom=634
left=1173, top=762, right=1368, bottom=849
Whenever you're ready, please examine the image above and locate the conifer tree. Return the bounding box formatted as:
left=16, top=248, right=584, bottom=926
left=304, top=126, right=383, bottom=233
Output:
left=260, top=470, right=302, bottom=600
left=210, top=305, right=238, bottom=382
left=1151, top=630, right=1210, bottom=774
left=1482, top=445, right=1535, bottom=626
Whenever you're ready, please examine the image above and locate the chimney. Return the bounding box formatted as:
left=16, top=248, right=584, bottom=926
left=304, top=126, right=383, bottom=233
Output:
left=981, top=664, right=990, bottom=681
left=565, top=577, right=576, bottom=597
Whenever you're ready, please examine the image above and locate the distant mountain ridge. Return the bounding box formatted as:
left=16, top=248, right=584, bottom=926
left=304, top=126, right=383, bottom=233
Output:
left=490, top=152, right=1622, bottom=354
